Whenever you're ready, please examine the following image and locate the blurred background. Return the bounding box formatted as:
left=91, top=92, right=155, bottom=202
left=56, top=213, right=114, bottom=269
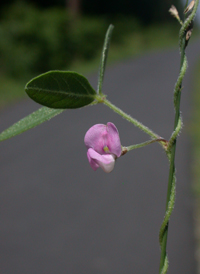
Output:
left=0, top=0, right=183, bottom=107
left=1, top=1, right=200, bottom=274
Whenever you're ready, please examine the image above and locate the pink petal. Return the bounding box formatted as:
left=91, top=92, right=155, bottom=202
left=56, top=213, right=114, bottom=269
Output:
left=87, top=149, right=99, bottom=171
left=87, top=148, right=115, bottom=173
left=84, top=122, right=122, bottom=157
left=106, top=122, right=122, bottom=157
left=84, top=124, right=107, bottom=154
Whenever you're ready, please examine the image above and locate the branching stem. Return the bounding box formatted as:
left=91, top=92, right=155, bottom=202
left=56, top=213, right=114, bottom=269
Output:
left=126, top=138, right=168, bottom=152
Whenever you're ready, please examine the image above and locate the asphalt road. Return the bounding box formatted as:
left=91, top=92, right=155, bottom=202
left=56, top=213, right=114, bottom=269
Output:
left=0, top=39, right=200, bottom=274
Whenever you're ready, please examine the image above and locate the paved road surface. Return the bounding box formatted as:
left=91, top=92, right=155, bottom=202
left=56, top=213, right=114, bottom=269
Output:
left=0, top=40, right=200, bottom=274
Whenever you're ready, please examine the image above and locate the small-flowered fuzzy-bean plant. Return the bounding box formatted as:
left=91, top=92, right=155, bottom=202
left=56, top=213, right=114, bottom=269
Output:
left=0, top=1, right=199, bottom=273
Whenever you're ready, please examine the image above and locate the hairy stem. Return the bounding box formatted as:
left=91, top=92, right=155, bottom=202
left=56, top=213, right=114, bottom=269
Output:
left=159, top=1, right=199, bottom=272
left=126, top=138, right=167, bottom=152
left=103, top=98, right=159, bottom=139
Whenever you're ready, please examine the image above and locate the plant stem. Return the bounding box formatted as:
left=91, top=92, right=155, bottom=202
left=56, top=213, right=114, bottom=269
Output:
left=158, top=0, right=199, bottom=268
left=103, top=98, right=159, bottom=139
left=159, top=45, right=185, bottom=273
left=126, top=138, right=167, bottom=152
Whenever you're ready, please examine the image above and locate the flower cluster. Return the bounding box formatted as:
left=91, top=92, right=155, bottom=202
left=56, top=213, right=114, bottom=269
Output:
left=84, top=122, right=122, bottom=173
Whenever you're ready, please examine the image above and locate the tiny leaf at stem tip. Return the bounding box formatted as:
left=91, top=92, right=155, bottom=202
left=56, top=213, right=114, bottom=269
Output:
left=97, top=24, right=114, bottom=94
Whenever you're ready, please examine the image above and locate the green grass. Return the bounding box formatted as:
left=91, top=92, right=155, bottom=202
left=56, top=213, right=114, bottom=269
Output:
left=0, top=23, right=186, bottom=109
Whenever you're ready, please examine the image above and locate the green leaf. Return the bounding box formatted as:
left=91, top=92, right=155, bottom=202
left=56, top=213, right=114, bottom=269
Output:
left=97, top=24, right=114, bottom=94
left=0, top=107, right=64, bottom=142
left=25, top=71, right=96, bottom=109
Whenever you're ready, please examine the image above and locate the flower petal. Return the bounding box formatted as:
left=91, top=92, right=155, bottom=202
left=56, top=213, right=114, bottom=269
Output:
left=84, top=122, right=122, bottom=157
left=87, top=149, right=99, bottom=171
left=84, top=124, right=107, bottom=154
left=106, top=122, right=122, bottom=157
left=87, top=148, right=115, bottom=173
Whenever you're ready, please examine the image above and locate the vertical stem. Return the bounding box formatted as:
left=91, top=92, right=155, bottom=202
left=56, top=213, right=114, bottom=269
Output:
left=159, top=2, right=200, bottom=269
left=159, top=35, right=187, bottom=273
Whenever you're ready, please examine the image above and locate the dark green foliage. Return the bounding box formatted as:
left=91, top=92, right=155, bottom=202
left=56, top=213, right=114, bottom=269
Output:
left=0, top=1, right=182, bottom=83
left=107, top=16, right=141, bottom=44
left=25, top=71, right=96, bottom=108
left=82, top=0, right=182, bottom=24
left=0, top=0, right=65, bottom=10
left=0, top=3, right=72, bottom=78
left=0, top=2, right=108, bottom=79
left=0, top=0, right=182, bottom=24
left=69, top=17, right=108, bottom=60
left=0, top=2, right=142, bottom=80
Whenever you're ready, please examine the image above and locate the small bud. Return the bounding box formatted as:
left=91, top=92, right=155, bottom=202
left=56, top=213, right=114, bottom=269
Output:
left=169, top=5, right=179, bottom=18
left=169, top=5, right=182, bottom=24
left=185, top=20, right=193, bottom=45
left=184, top=0, right=195, bottom=14
left=186, top=29, right=193, bottom=41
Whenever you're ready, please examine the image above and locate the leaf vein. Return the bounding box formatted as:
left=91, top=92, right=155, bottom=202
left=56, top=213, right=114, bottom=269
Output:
left=27, top=87, right=95, bottom=98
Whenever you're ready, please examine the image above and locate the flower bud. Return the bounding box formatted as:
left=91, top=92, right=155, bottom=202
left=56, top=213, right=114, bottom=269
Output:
left=169, top=5, right=180, bottom=21
left=184, top=0, right=195, bottom=14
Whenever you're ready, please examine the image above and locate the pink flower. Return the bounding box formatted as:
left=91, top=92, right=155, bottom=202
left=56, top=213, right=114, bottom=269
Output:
left=84, top=122, right=122, bottom=173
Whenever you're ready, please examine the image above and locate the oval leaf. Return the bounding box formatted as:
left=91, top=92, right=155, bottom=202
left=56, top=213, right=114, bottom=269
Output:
left=25, top=71, right=96, bottom=109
